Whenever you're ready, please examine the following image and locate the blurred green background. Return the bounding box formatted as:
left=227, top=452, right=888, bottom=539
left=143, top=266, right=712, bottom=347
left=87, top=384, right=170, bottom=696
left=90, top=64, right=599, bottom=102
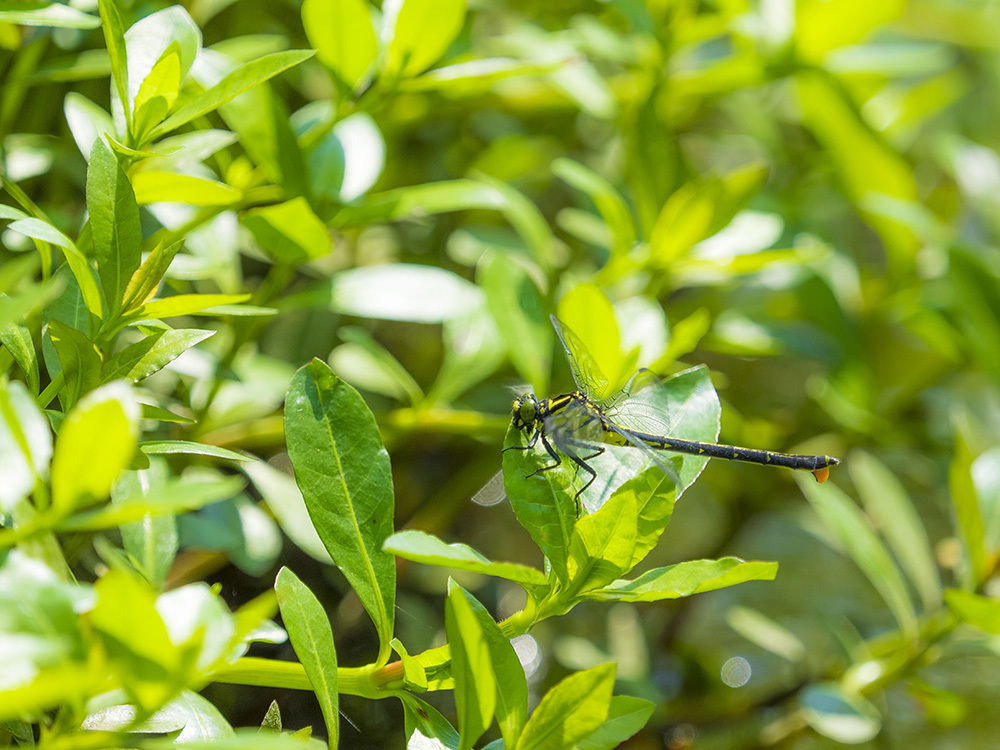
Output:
left=5, top=0, right=1000, bottom=746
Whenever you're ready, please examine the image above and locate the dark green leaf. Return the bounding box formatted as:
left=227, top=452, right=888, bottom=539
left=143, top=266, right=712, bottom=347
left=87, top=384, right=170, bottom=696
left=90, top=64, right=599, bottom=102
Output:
left=284, top=360, right=396, bottom=661
left=0, top=321, right=39, bottom=393
left=47, top=319, right=102, bottom=409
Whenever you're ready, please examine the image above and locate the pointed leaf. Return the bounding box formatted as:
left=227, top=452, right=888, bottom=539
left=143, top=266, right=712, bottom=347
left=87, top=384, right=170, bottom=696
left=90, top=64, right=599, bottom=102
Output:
left=575, top=695, right=655, bottom=750
left=588, top=557, right=778, bottom=602
left=515, top=663, right=615, bottom=750
left=384, top=530, right=546, bottom=586
left=274, top=567, right=339, bottom=748
left=799, top=683, right=881, bottom=745
left=47, top=319, right=103, bottom=410
left=0, top=380, right=52, bottom=511
left=131, top=293, right=251, bottom=321
left=284, top=359, right=395, bottom=661
left=0, top=321, right=39, bottom=393
left=445, top=581, right=495, bottom=750
left=950, top=429, right=986, bottom=589
left=383, top=0, right=466, bottom=78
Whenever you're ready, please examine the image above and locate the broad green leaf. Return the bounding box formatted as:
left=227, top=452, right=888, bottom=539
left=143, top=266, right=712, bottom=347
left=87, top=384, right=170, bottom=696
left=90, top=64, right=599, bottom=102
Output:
left=849, top=450, right=942, bottom=610
left=102, top=328, right=215, bottom=384
left=284, top=360, right=395, bottom=662
left=132, top=293, right=252, bottom=321
left=944, top=589, right=1000, bottom=635
left=330, top=326, right=423, bottom=405
left=8, top=217, right=103, bottom=317
left=47, top=319, right=102, bottom=409
left=302, top=0, right=378, bottom=91
left=58, top=476, right=242, bottom=532
left=0, top=321, right=39, bottom=393
left=323, top=264, right=484, bottom=323
left=242, top=460, right=334, bottom=565
left=950, top=430, right=986, bottom=589
left=114, top=464, right=178, bottom=590
left=83, top=690, right=233, bottom=740
left=91, top=569, right=180, bottom=711
left=799, top=683, right=882, bottom=744
left=121, top=241, right=182, bottom=313
left=146, top=730, right=328, bottom=749
left=796, top=475, right=918, bottom=637
left=478, top=250, right=550, bottom=394
left=503, top=420, right=577, bottom=585
left=275, top=567, right=339, bottom=748
left=50, top=381, right=139, bottom=513
left=385, top=530, right=547, bottom=585
left=148, top=50, right=316, bottom=141
left=140, top=440, right=250, bottom=462
left=515, top=663, right=615, bottom=750
left=64, top=92, right=114, bottom=161
left=242, top=197, right=331, bottom=264
left=97, top=0, right=132, bottom=140
left=87, top=139, right=142, bottom=316
left=383, top=0, right=466, bottom=78
left=0, top=380, right=52, bottom=511
left=796, top=70, right=919, bottom=271
left=132, top=171, right=241, bottom=206
left=0, top=3, right=100, bottom=28
left=726, top=606, right=807, bottom=663
left=587, top=557, right=778, bottom=602
left=567, top=490, right=638, bottom=594
left=609, top=466, right=675, bottom=569
left=445, top=581, right=495, bottom=750
left=123, top=5, right=200, bottom=108
left=552, top=158, right=636, bottom=257
left=401, top=693, right=460, bottom=750
left=556, top=286, right=626, bottom=399
left=155, top=583, right=236, bottom=672
left=307, top=111, right=386, bottom=202
left=575, top=695, right=655, bottom=750
left=450, top=583, right=527, bottom=748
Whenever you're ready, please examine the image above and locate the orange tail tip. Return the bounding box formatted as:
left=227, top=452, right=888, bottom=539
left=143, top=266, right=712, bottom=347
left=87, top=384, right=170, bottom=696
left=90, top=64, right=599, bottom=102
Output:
left=812, top=467, right=831, bottom=483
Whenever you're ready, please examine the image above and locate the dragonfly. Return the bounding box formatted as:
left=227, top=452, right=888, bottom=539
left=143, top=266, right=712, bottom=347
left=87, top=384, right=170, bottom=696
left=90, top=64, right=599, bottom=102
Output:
left=505, top=315, right=839, bottom=507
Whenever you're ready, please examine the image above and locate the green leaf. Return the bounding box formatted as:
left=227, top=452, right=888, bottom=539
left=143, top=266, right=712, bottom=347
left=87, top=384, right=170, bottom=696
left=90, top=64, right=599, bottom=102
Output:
left=799, top=683, right=882, bottom=745
left=131, top=293, right=252, bottom=321
left=148, top=50, right=316, bottom=141
left=611, top=466, right=676, bottom=569
left=503, top=420, right=577, bottom=585
left=401, top=693, right=460, bottom=750
left=0, top=3, right=100, bottom=28
left=726, top=606, right=807, bottom=663
left=567, top=490, right=638, bottom=594
left=428, top=308, right=506, bottom=405
left=383, top=0, right=466, bottom=78
left=47, top=320, right=102, bottom=409
left=121, top=241, right=182, bottom=313
left=322, top=264, right=485, bottom=323
left=274, top=567, right=339, bottom=748
left=83, top=690, right=234, bottom=740
left=131, top=171, right=242, bottom=206
left=515, top=663, right=615, bottom=750
left=114, top=465, right=178, bottom=590
left=575, top=695, right=655, bottom=750
left=58, top=476, right=242, bottom=532
left=587, top=557, right=778, bottom=602
left=8, top=217, right=103, bottom=317
left=97, top=0, right=132, bottom=142
left=90, top=568, right=180, bottom=711
left=796, top=0, right=905, bottom=62
left=556, top=285, right=627, bottom=398
left=390, top=638, right=428, bottom=691
left=307, top=111, right=386, bottom=202
left=284, top=360, right=395, bottom=662
left=796, top=475, right=918, bottom=637
left=445, top=581, right=496, bottom=750
left=242, top=197, right=331, bottom=264
left=0, top=320, right=40, bottom=393
left=102, top=328, right=215, bottom=384
left=0, top=380, right=52, bottom=510
left=478, top=250, right=550, bottom=394
left=140, top=440, right=250, bottom=462
left=849, top=450, right=942, bottom=610
left=950, top=429, right=986, bottom=589
left=385, top=530, right=547, bottom=585
left=302, top=0, right=378, bottom=91
left=944, top=588, right=1000, bottom=635
left=552, top=158, right=636, bottom=257
left=50, top=381, right=139, bottom=514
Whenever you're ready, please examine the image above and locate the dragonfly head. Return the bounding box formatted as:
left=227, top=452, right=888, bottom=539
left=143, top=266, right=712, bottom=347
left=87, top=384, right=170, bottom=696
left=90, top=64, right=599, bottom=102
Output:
left=512, top=394, right=539, bottom=430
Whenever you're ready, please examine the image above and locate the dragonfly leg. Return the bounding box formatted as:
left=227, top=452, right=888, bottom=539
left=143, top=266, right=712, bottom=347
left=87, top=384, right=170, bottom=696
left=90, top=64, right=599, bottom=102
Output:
left=525, top=432, right=564, bottom=477
left=503, top=427, right=542, bottom=453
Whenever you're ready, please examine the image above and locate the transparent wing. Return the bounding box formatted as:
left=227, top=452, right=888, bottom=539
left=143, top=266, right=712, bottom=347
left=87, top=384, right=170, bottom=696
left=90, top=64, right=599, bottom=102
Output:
left=550, top=315, right=610, bottom=400
left=471, top=469, right=507, bottom=506
left=543, top=397, right=605, bottom=454
left=602, top=369, right=676, bottom=436
left=601, top=420, right=682, bottom=488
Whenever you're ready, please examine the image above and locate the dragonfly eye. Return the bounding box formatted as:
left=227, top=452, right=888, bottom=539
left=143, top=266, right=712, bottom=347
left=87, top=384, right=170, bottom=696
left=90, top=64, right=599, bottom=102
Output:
left=516, top=395, right=537, bottom=427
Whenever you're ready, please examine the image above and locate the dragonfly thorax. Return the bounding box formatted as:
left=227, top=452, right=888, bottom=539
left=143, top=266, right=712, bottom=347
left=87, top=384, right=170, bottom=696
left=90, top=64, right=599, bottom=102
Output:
left=512, top=394, right=539, bottom=430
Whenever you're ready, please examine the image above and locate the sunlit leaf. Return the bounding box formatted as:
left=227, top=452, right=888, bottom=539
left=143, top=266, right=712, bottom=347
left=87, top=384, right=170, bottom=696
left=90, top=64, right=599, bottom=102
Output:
left=587, top=557, right=778, bottom=602
left=385, top=530, right=546, bottom=585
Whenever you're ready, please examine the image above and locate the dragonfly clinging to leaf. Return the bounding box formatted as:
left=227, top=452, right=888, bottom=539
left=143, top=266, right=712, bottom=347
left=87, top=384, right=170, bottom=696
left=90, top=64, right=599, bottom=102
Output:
left=503, top=315, right=839, bottom=508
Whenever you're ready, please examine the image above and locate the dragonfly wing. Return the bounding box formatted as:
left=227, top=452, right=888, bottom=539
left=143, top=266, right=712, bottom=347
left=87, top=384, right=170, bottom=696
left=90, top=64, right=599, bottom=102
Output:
left=550, top=315, right=610, bottom=400
left=543, top=397, right=605, bottom=453
left=602, top=420, right=682, bottom=488
left=471, top=469, right=507, bottom=506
